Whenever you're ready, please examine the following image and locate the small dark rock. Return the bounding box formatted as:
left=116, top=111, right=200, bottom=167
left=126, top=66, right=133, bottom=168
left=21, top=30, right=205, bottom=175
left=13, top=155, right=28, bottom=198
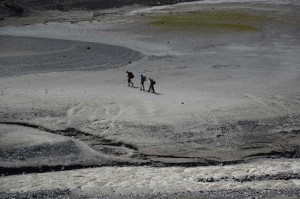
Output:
left=87, top=47, right=91, bottom=50
left=206, top=177, right=214, bottom=182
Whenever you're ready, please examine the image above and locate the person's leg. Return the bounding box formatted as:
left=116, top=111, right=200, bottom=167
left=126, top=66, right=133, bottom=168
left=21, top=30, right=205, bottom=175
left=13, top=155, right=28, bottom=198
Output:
left=128, top=79, right=130, bottom=86
left=149, top=85, right=153, bottom=92
left=152, top=86, right=155, bottom=93
left=130, top=78, right=133, bottom=86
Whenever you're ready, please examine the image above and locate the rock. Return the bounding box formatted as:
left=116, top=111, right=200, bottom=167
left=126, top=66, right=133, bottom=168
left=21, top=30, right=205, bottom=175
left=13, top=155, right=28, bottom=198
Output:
left=206, top=177, right=214, bottom=182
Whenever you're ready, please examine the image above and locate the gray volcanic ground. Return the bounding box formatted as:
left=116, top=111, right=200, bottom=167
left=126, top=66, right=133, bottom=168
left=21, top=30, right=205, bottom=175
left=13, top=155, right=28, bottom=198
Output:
left=1, top=0, right=300, bottom=198
left=0, top=36, right=142, bottom=77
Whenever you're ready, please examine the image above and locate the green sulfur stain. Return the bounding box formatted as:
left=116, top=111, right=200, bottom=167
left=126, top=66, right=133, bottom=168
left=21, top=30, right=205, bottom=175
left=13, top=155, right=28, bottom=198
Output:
left=148, top=11, right=268, bottom=32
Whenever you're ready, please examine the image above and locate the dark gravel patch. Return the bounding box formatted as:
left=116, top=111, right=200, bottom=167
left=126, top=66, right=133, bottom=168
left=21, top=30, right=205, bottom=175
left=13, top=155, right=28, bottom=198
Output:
left=0, top=35, right=143, bottom=77
left=6, top=188, right=299, bottom=199
left=139, top=189, right=300, bottom=199
left=0, top=189, right=70, bottom=199
left=98, top=189, right=300, bottom=199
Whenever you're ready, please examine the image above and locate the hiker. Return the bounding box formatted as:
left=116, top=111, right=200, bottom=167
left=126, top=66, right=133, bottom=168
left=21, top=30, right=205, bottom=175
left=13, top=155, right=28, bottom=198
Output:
left=126, top=71, right=134, bottom=87
left=140, top=74, right=146, bottom=90
left=148, top=78, right=156, bottom=93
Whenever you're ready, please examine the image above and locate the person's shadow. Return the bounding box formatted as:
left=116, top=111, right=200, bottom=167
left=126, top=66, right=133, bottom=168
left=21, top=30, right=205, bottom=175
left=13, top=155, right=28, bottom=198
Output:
left=129, top=86, right=162, bottom=95
left=129, top=86, right=140, bottom=89
left=142, top=90, right=162, bottom=95
left=152, top=92, right=161, bottom=95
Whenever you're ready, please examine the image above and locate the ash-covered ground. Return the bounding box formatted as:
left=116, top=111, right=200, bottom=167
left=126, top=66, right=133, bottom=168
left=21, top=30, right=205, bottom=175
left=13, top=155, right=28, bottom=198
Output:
left=1, top=0, right=300, bottom=198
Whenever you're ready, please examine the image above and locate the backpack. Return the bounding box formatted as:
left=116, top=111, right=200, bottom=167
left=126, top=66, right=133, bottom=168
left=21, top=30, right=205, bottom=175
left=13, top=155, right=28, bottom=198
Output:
left=153, top=81, right=156, bottom=85
left=143, top=76, right=147, bottom=81
left=129, top=72, right=134, bottom=78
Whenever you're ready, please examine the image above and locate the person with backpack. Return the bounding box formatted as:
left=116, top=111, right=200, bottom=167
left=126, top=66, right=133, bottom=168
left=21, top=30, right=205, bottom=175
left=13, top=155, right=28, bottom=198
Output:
left=140, top=74, right=146, bottom=90
left=148, top=78, right=156, bottom=93
left=126, top=71, right=134, bottom=87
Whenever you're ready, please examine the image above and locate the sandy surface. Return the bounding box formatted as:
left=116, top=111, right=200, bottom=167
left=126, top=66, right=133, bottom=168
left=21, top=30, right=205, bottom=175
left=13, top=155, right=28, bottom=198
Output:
left=0, top=0, right=300, bottom=198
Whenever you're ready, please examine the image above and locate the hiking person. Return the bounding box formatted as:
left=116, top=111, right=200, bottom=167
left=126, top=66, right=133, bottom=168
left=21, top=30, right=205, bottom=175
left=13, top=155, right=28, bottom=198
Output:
left=140, top=74, right=146, bottom=90
left=148, top=78, right=156, bottom=93
left=126, top=71, right=134, bottom=87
